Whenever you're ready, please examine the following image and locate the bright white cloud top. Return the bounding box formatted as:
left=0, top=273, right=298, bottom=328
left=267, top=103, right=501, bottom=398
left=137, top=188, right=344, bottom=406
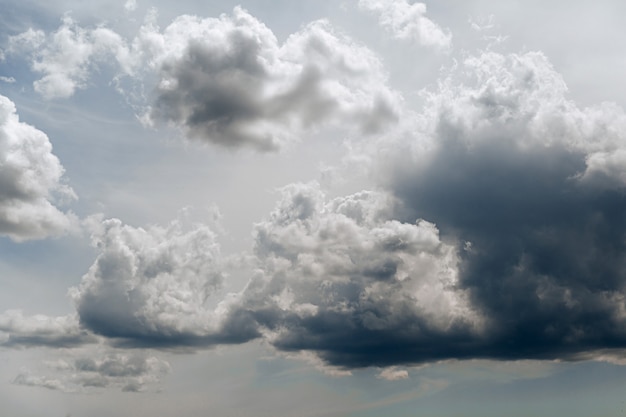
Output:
left=2, top=1, right=626, bottom=416
left=0, top=95, right=75, bottom=240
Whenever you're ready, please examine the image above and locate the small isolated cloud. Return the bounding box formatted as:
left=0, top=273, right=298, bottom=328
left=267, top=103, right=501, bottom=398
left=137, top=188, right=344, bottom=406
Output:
left=14, top=372, right=66, bottom=391
left=7, top=16, right=129, bottom=99
left=378, top=367, right=409, bottom=381
left=0, top=310, right=96, bottom=348
left=358, top=0, right=451, bottom=49
left=0, top=76, right=16, bottom=83
left=144, top=7, right=400, bottom=150
left=124, top=0, right=138, bottom=13
left=70, top=214, right=255, bottom=348
left=0, top=95, right=76, bottom=241
left=14, top=350, right=170, bottom=392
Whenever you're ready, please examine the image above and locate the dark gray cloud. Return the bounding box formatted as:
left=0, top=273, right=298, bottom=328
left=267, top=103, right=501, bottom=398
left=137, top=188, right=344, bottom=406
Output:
left=381, top=51, right=626, bottom=362
left=6, top=17, right=128, bottom=99
left=213, top=51, right=626, bottom=369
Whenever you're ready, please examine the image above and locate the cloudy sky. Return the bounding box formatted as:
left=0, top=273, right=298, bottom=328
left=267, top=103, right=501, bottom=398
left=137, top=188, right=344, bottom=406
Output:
left=2, top=0, right=626, bottom=415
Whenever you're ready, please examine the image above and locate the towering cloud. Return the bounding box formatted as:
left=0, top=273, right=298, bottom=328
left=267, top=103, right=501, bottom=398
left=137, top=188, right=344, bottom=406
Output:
left=377, top=50, right=626, bottom=361
left=227, top=183, right=483, bottom=367
left=0, top=95, right=75, bottom=240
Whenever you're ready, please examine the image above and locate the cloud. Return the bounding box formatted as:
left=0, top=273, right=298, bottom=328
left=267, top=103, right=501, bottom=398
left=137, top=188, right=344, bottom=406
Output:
left=7, top=16, right=129, bottom=99
left=374, top=50, right=626, bottom=362
left=0, top=95, right=76, bottom=241
left=377, top=367, right=409, bottom=381
left=0, top=310, right=96, bottom=348
left=226, top=183, right=482, bottom=368
left=124, top=0, right=138, bottom=13
left=13, top=372, right=66, bottom=391
left=144, top=7, right=400, bottom=150
left=70, top=214, right=257, bottom=348
left=14, top=350, right=170, bottom=392
left=8, top=7, right=400, bottom=150
left=358, top=0, right=451, bottom=49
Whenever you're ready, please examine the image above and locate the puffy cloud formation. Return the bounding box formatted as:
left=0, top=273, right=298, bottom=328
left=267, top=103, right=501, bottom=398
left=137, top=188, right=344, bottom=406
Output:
left=144, top=7, right=399, bottom=150
left=377, top=50, right=626, bottom=361
left=70, top=215, right=256, bottom=347
left=0, top=95, right=76, bottom=240
left=227, top=183, right=482, bottom=368
left=7, top=16, right=128, bottom=99
left=14, top=350, right=170, bottom=392
left=358, top=0, right=451, bottom=49
left=8, top=8, right=400, bottom=150
left=0, top=310, right=95, bottom=348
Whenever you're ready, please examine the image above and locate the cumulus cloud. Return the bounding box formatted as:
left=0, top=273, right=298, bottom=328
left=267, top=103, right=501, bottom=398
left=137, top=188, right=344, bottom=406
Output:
left=144, top=7, right=399, bottom=150
left=358, top=0, right=451, bottom=49
left=14, top=350, right=170, bottom=392
left=7, top=16, right=129, bottom=99
left=225, top=183, right=482, bottom=368
left=0, top=310, right=96, bottom=348
left=8, top=7, right=400, bottom=150
left=0, top=94, right=76, bottom=241
left=70, top=214, right=256, bottom=348
left=373, top=50, right=626, bottom=362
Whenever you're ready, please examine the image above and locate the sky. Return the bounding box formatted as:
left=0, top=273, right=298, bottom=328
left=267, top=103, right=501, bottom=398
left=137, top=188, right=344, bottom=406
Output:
left=1, top=0, right=626, bottom=416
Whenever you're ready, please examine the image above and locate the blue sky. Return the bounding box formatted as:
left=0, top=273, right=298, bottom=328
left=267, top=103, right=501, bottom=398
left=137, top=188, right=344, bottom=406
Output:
left=2, top=0, right=626, bottom=415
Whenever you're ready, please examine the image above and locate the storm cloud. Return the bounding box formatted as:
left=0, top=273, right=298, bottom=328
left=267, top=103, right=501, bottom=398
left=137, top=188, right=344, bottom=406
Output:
left=380, top=51, right=626, bottom=362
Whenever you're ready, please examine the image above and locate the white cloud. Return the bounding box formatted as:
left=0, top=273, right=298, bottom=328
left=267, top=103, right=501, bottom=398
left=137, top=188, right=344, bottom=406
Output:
left=231, top=183, right=481, bottom=367
left=365, top=49, right=626, bottom=362
left=124, top=0, right=138, bottom=13
left=8, top=7, right=401, bottom=150
left=7, top=16, right=129, bottom=99
left=143, top=7, right=400, bottom=150
left=377, top=366, right=409, bottom=380
left=0, top=95, right=76, bottom=241
left=358, top=0, right=451, bottom=49
left=69, top=214, right=241, bottom=346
